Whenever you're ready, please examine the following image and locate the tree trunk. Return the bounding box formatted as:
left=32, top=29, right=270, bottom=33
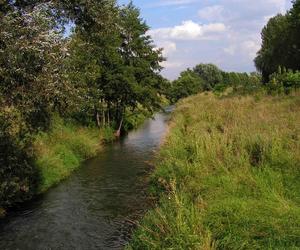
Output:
left=115, top=117, right=123, bottom=137
left=102, top=109, right=106, bottom=126
left=96, top=111, right=100, bottom=127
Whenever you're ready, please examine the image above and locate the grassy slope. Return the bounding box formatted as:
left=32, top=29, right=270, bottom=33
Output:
left=34, top=116, right=105, bottom=192
left=128, top=92, right=300, bottom=249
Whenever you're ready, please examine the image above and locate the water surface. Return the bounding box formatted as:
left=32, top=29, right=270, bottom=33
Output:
left=0, top=108, right=172, bottom=250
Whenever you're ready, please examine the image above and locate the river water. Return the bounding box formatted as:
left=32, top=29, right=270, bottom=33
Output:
left=0, top=108, right=172, bottom=250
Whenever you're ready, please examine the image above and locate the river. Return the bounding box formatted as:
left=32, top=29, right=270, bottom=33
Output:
left=0, top=107, right=172, bottom=250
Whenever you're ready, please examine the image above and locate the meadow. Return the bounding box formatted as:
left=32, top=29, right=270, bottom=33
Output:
left=128, top=92, right=300, bottom=249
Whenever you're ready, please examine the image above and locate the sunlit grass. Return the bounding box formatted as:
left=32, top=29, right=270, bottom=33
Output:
left=34, top=116, right=102, bottom=192
left=128, top=92, right=300, bottom=249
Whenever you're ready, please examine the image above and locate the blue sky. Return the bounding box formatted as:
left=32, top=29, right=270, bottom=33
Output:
left=118, top=0, right=293, bottom=80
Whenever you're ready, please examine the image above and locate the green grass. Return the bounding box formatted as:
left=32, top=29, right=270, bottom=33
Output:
left=128, top=92, right=300, bottom=249
left=34, top=116, right=103, bottom=192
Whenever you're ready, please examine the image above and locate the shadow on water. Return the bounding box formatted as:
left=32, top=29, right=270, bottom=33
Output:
left=0, top=108, right=173, bottom=250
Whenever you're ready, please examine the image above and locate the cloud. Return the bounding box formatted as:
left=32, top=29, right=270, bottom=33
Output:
left=149, top=20, right=226, bottom=41
left=242, top=40, right=261, bottom=59
left=161, top=61, right=183, bottom=69
left=159, top=41, right=177, bottom=57
left=198, top=5, right=225, bottom=21
left=148, top=0, right=197, bottom=7
left=145, top=0, right=293, bottom=79
left=224, top=45, right=236, bottom=56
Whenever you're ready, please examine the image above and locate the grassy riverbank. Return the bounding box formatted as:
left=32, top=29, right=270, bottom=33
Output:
left=128, top=92, right=300, bottom=249
left=0, top=116, right=104, bottom=216
left=34, top=116, right=106, bottom=192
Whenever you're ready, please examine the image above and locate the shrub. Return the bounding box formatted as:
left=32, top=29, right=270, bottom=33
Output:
left=0, top=107, right=40, bottom=208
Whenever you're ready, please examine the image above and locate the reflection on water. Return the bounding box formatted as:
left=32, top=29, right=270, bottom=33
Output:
left=0, top=109, right=172, bottom=250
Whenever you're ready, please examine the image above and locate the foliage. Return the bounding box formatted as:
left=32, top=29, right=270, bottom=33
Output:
left=170, top=64, right=262, bottom=101
left=168, top=69, right=204, bottom=103
left=0, top=3, right=70, bottom=132
left=255, top=0, right=300, bottom=82
left=268, top=68, right=300, bottom=94
left=128, top=92, right=300, bottom=249
left=66, top=2, right=164, bottom=129
left=0, top=107, right=39, bottom=207
left=34, top=115, right=101, bottom=192
left=0, top=0, right=166, bottom=209
left=193, top=63, right=223, bottom=90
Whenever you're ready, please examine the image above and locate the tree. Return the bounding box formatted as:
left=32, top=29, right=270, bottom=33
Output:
left=0, top=3, right=70, bottom=131
left=0, top=2, right=70, bottom=207
left=169, top=69, right=204, bottom=102
left=254, top=14, right=290, bottom=82
left=66, top=2, right=164, bottom=131
left=193, top=64, right=223, bottom=90
left=287, top=0, right=300, bottom=71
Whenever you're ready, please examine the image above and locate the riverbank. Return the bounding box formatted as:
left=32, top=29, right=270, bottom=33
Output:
left=0, top=110, right=153, bottom=216
left=0, top=116, right=108, bottom=216
left=34, top=116, right=106, bottom=193
left=128, top=92, right=300, bottom=249
left=0, top=109, right=171, bottom=249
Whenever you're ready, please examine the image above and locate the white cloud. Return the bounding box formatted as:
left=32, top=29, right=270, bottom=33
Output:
left=159, top=41, right=177, bottom=57
left=161, top=61, right=183, bottom=68
left=241, top=40, right=261, bottom=59
left=198, top=5, right=224, bottom=21
left=149, top=20, right=226, bottom=41
left=148, top=0, right=197, bottom=7
left=145, top=0, right=293, bottom=79
left=224, top=45, right=236, bottom=55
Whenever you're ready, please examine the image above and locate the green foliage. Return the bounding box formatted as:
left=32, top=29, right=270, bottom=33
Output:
left=34, top=116, right=101, bottom=192
left=268, top=69, right=300, bottom=94
left=0, top=3, right=70, bottom=131
left=255, top=1, right=300, bottom=82
left=128, top=92, right=300, bottom=249
left=66, top=2, right=165, bottom=128
left=100, top=126, right=115, bottom=143
left=193, top=63, right=223, bottom=90
left=170, top=64, right=263, bottom=101
left=0, top=107, right=39, bottom=208
left=168, top=70, right=204, bottom=103
left=0, top=0, right=166, bottom=209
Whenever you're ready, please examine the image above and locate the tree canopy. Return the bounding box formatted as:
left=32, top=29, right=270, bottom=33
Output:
left=0, top=0, right=165, bottom=207
left=255, top=0, right=300, bottom=82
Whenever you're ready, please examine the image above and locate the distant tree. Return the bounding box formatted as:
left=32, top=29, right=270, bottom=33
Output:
left=169, top=69, right=204, bottom=102
left=287, top=0, right=300, bottom=71
left=255, top=14, right=289, bottom=82
left=193, top=64, right=223, bottom=90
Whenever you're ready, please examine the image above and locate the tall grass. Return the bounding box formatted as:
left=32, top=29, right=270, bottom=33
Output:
left=128, top=92, right=300, bottom=249
left=34, top=116, right=103, bottom=192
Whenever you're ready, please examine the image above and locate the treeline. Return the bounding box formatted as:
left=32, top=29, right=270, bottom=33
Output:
left=168, top=63, right=261, bottom=102
left=169, top=0, right=300, bottom=102
left=255, top=0, right=300, bottom=92
left=0, top=1, right=166, bottom=208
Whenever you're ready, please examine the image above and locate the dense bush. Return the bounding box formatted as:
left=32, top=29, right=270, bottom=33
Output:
left=268, top=69, right=300, bottom=94
left=0, top=108, right=39, bottom=207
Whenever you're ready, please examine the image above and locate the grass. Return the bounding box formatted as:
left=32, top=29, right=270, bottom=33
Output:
left=34, top=116, right=104, bottom=192
left=128, top=92, right=300, bottom=249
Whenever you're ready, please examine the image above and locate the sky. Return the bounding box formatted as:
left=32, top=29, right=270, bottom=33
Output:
left=118, top=0, right=293, bottom=80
